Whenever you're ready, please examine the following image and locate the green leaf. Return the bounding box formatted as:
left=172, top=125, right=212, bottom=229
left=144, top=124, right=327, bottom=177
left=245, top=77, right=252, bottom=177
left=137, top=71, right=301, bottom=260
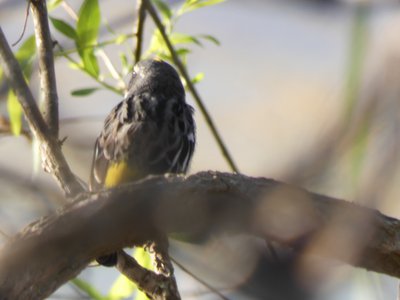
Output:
left=191, top=72, right=204, bottom=84
left=47, top=0, right=63, bottom=11
left=50, top=17, right=77, bottom=41
left=134, top=248, right=152, bottom=300
left=15, top=35, right=36, bottom=77
left=5, top=36, right=36, bottom=137
left=179, top=0, right=226, bottom=15
left=81, top=50, right=100, bottom=77
left=115, top=34, right=127, bottom=45
left=15, top=35, right=36, bottom=62
left=148, top=29, right=168, bottom=55
left=76, top=0, right=101, bottom=77
left=76, top=0, right=101, bottom=47
left=7, top=90, right=23, bottom=136
left=199, top=34, right=220, bottom=46
left=175, top=48, right=191, bottom=56
left=68, top=61, right=81, bottom=70
left=71, top=278, right=106, bottom=300
left=152, top=0, right=172, bottom=21
left=170, top=33, right=202, bottom=47
left=71, top=87, right=100, bottom=97
left=108, top=274, right=135, bottom=300
left=119, top=52, right=130, bottom=74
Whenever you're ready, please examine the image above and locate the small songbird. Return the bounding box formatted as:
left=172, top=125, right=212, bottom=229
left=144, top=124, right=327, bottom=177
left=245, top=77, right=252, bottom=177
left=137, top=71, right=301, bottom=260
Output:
left=89, top=58, right=196, bottom=266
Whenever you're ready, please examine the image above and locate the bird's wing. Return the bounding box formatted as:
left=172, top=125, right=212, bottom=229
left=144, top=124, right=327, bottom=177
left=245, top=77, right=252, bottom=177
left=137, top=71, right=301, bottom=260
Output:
left=89, top=98, right=142, bottom=191
left=89, top=95, right=196, bottom=191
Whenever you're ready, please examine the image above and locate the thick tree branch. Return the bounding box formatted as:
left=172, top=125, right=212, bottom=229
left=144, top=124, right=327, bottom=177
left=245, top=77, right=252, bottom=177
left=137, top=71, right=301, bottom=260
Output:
left=0, top=171, right=399, bottom=299
left=31, top=0, right=59, bottom=137
left=0, top=27, right=83, bottom=197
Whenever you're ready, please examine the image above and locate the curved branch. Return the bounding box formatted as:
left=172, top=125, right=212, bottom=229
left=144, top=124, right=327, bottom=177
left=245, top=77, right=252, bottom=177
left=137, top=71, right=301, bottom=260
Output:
left=0, top=171, right=399, bottom=298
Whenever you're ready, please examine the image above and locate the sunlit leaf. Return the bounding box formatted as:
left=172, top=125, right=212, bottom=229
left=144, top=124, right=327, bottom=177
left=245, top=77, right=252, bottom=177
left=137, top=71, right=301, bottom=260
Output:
left=175, top=48, right=191, bottom=56
left=15, top=35, right=36, bottom=77
left=15, top=35, right=36, bottom=62
left=179, top=0, right=226, bottom=15
left=82, top=50, right=100, bottom=77
left=148, top=29, right=168, bottom=55
left=115, top=34, right=127, bottom=45
left=191, top=72, right=204, bottom=84
left=199, top=34, right=220, bottom=46
left=50, top=17, right=77, bottom=41
left=76, top=0, right=101, bottom=77
left=71, top=87, right=101, bottom=97
left=72, top=278, right=106, bottom=300
left=6, top=35, right=37, bottom=137
left=76, top=0, right=101, bottom=47
left=170, top=33, right=202, bottom=47
left=152, top=0, right=172, bottom=21
left=47, top=0, right=63, bottom=11
left=108, top=274, right=135, bottom=300
left=134, top=248, right=152, bottom=300
left=7, top=90, right=23, bottom=136
left=119, top=52, right=130, bottom=74
left=68, top=61, right=81, bottom=70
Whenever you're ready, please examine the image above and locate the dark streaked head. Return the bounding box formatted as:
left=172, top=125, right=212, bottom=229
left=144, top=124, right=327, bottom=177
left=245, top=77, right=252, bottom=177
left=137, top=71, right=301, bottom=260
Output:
left=127, top=59, right=184, bottom=99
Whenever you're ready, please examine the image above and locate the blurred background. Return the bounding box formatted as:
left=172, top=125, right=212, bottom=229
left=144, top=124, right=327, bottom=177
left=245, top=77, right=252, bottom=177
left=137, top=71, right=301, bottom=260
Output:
left=1, top=0, right=400, bottom=299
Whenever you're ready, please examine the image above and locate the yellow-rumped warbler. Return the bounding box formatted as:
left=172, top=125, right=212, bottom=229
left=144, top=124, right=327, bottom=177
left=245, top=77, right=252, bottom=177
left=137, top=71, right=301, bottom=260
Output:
left=89, top=59, right=196, bottom=266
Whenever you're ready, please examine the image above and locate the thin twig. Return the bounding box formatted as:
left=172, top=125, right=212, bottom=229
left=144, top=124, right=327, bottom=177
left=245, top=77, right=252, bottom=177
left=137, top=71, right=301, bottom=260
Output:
left=143, top=0, right=239, bottom=173
left=12, top=1, right=31, bottom=46
left=134, top=0, right=146, bottom=63
left=171, top=257, right=229, bottom=300
left=97, top=49, right=126, bottom=91
left=54, top=33, right=136, bottom=57
left=31, top=0, right=59, bottom=137
left=61, top=0, right=78, bottom=21
left=55, top=42, right=123, bottom=95
left=0, top=27, right=83, bottom=197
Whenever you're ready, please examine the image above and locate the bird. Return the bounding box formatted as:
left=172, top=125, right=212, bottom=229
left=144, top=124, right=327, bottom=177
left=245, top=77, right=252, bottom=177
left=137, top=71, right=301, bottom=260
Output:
left=89, top=58, right=196, bottom=266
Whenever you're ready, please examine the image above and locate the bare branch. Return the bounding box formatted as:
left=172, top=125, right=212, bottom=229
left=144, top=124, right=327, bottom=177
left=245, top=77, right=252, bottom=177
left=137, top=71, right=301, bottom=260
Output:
left=116, top=251, right=180, bottom=300
left=0, top=171, right=399, bottom=298
left=31, top=0, right=59, bottom=137
left=134, top=0, right=146, bottom=64
left=0, top=27, right=83, bottom=197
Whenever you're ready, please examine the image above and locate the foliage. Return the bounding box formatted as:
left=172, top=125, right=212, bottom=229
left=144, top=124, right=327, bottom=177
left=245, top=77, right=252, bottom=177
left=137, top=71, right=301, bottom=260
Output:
left=5, top=35, right=36, bottom=136
left=46, top=0, right=224, bottom=99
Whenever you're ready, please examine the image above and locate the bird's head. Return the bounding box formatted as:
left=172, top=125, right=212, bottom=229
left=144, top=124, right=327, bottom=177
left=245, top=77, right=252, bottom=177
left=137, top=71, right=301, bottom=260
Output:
left=127, top=59, right=185, bottom=99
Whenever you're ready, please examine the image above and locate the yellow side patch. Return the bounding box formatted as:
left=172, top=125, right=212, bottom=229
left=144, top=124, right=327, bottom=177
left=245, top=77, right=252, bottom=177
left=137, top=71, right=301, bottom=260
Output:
left=104, top=161, right=137, bottom=188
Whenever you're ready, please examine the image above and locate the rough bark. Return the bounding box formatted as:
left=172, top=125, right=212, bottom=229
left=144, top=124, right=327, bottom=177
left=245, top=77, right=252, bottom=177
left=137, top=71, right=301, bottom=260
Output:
left=0, top=171, right=399, bottom=299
